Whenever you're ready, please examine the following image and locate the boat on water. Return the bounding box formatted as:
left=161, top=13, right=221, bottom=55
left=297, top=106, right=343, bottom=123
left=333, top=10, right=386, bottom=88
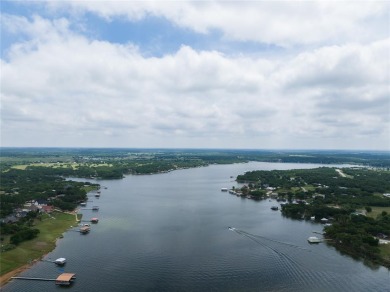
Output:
left=271, top=206, right=279, bottom=211
left=54, top=258, right=66, bottom=265
left=92, top=206, right=99, bottom=211
left=79, top=226, right=90, bottom=234
left=91, top=217, right=99, bottom=223
left=221, top=188, right=228, bottom=192
left=307, top=236, right=321, bottom=243
left=80, top=202, right=87, bottom=207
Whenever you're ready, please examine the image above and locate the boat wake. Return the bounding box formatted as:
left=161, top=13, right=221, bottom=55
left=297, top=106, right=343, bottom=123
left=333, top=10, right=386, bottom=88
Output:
left=227, top=227, right=314, bottom=283
left=232, top=228, right=310, bottom=251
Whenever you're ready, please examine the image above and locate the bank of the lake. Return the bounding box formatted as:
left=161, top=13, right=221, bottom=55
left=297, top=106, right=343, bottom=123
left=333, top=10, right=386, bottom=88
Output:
left=3, top=162, right=390, bottom=292
left=0, top=211, right=78, bottom=285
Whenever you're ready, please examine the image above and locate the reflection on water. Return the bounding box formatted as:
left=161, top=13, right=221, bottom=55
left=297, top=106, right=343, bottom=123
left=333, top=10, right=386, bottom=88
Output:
left=3, top=162, right=390, bottom=291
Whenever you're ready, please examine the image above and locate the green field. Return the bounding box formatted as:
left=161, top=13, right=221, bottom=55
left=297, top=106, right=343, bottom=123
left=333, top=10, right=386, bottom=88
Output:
left=10, top=162, right=113, bottom=171
left=0, top=212, right=77, bottom=275
left=379, top=244, right=390, bottom=262
left=11, top=162, right=78, bottom=170
left=366, top=207, right=390, bottom=219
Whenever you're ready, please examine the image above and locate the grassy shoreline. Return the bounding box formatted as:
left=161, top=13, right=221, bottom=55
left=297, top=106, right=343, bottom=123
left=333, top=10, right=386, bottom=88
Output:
left=0, top=211, right=79, bottom=286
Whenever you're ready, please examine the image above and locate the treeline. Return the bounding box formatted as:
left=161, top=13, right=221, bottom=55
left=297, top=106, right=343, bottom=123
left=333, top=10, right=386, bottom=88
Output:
left=281, top=201, right=354, bottom=220
left=237, top=167, right=390, bottom=208
left=324, top=213, right=390, bottom=267
left=2, top=148, right=390, bottom=170
left=1, top=210, right=40, bottom=247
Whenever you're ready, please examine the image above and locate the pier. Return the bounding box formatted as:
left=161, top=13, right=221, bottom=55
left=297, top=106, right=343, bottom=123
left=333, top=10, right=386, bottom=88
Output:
left=11, top=273, right=76, bottom=286
left=11, top=277, right=56, bottom=282
left=80, top=206, right=99, bottom=211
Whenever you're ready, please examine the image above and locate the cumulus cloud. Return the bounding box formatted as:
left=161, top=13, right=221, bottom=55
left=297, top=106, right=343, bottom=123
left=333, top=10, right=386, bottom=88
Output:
left=1, top=3, right=389, bottom=150
left=44, top=0, right=389, bottom=46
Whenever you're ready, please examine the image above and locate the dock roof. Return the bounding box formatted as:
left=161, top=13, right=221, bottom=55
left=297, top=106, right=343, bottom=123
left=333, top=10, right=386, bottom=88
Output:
left=56, top=273, right=75, bottom=282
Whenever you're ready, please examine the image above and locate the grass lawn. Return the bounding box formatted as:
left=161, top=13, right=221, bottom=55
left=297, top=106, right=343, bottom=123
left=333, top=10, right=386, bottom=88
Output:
left=379, top=244, right=390, bottom=266
left=304, top=185, right=317, bottom=191
left=0, top=212, right=77, bottom=276
left=11, top=163, right=78, bottom=170
left=365, top=207, right=390, bottom=219
left=82, top=185, right=99, bottom=193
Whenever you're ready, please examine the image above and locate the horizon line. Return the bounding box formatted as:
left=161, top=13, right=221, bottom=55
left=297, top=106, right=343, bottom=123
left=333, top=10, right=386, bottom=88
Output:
left=0, top=146, right=389, bottom=152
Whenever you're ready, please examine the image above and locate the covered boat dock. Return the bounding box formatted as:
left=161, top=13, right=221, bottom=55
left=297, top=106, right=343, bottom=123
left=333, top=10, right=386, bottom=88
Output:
left=55, top=273, right=76, bottom=286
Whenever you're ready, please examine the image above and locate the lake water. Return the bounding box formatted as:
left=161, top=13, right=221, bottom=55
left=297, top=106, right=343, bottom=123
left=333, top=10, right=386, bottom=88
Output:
left=3, top=162, right=390, bottom=291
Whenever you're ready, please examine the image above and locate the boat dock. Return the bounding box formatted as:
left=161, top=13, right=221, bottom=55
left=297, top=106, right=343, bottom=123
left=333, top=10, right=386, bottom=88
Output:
left=79, top=226, right=91, bottom=234
left=80, top=206, right=99, bottom=211
left=41, top=257, right=66, bottom=265
left=11, top=273, right=76, bottom=286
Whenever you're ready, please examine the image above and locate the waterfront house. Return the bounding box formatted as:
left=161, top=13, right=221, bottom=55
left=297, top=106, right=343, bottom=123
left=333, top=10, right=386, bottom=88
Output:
left=41, top=205, right=54, bottom=213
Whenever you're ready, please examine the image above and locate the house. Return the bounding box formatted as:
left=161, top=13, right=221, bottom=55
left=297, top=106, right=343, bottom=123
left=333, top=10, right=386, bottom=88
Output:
left=377, top=233, right=388, bottom=239
left=41, top=205, right=54, bottom=213
left=35, top=199, right=48, bottom=206
left=25, top=205, right=39, bottom=212
left=15, top=210, right=28, bottom=218
left=1, top=215, right=19, bottom=224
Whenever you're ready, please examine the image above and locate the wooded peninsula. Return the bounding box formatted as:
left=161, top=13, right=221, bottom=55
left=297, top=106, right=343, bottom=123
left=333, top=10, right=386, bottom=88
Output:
left=236, top=167, right=390, bottom=267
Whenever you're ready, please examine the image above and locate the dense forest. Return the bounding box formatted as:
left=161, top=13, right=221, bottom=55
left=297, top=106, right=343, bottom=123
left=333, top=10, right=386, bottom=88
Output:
left=0, top=167, right=97, bottom=217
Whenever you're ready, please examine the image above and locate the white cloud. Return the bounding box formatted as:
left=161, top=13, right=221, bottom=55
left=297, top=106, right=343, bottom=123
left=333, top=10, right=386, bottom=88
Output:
left=44, top=0, right=389, bottom=46
left=1, top=11, right=389, bottom=150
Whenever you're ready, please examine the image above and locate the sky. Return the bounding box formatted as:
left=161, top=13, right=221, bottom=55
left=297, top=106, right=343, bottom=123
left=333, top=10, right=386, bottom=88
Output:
left=0, top=1, right=389, bottom=150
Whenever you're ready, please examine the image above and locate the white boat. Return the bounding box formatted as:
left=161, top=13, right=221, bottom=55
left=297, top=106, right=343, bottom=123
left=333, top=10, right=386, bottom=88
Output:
left=54, top=257, right=66, bottom=265
left=307, top=236, right=321, bottom=243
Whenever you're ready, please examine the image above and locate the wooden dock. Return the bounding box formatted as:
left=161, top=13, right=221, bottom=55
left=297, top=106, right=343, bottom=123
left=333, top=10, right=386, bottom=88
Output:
left=12, top=273, right=76, bottom=286
left=11, top=276, right=56, bottom=282
left=81, top=207, right=99, bottom=211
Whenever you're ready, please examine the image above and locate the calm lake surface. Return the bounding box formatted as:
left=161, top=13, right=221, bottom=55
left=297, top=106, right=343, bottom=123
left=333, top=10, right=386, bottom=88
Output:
left=4, top=162, right=390, bottom=291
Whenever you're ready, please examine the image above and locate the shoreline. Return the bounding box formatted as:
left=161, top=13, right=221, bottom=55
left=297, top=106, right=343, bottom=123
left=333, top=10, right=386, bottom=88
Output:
left=0, top=210, right=80, bottom=288
left=0, top=261, right=37, bottom=287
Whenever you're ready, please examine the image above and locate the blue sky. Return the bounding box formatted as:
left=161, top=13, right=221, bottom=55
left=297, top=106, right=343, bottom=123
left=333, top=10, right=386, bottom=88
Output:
left=1, top=1, right=282, bottom=58
left=1, top=1, right=389, bottom=150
